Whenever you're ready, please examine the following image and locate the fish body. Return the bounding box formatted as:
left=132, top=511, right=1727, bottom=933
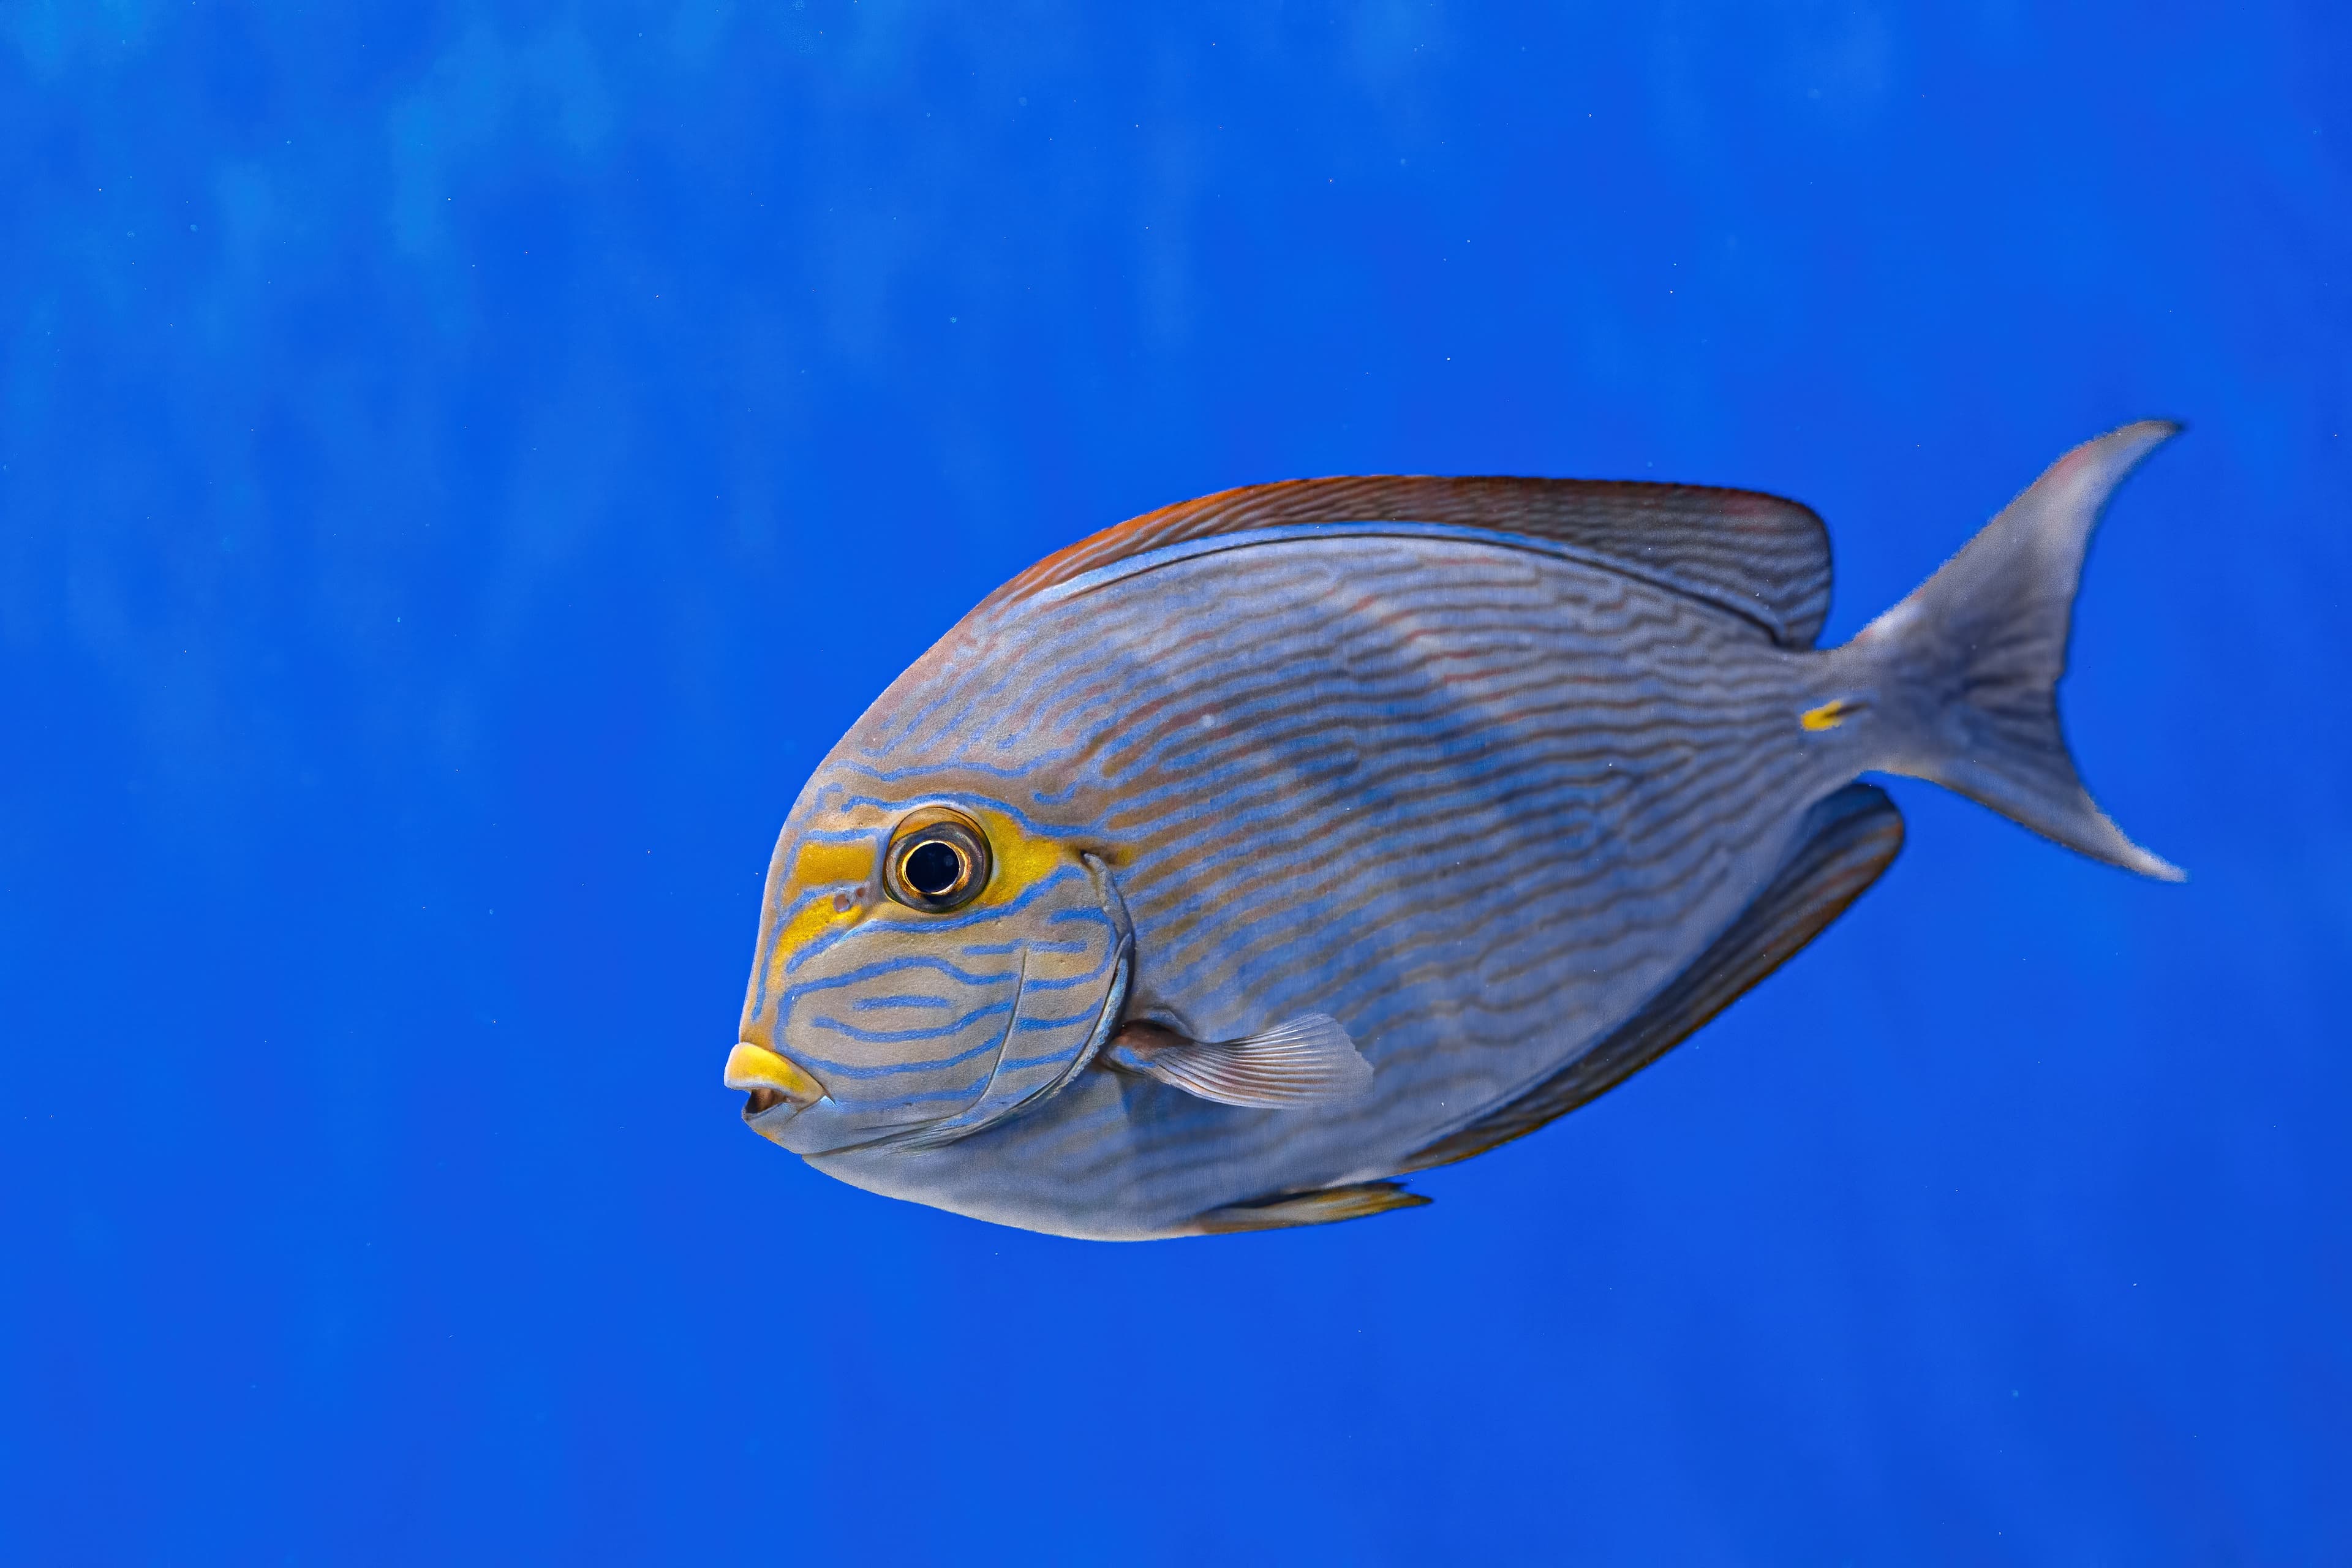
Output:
left=729, top=424, right=2180, bottom=1240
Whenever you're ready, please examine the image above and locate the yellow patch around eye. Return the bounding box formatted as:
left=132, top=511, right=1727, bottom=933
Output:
left=967, top=805, right=1079, bottom=906
left=759, top=805, right=1083, bottom=999
left=1800, top=698, right=1856, bottom=733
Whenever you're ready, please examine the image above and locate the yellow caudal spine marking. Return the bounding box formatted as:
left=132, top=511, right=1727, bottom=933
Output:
left=1800, top=698, right=1856, bottom=733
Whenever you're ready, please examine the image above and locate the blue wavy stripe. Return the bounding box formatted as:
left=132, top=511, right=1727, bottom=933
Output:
left=796, top=1025, right=1007, bottom=1077
left=807, top=998, right=1015, bottom=1047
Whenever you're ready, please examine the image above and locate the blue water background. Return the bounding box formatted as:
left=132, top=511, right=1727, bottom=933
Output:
left=4, top=5, right=2347, bottom=1562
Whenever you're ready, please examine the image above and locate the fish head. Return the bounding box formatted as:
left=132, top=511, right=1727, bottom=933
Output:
left=729, top=775, right=1130, bottom=1155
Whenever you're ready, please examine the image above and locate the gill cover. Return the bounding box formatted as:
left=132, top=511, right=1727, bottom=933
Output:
left=741, top=798, right=1131, bottom=1156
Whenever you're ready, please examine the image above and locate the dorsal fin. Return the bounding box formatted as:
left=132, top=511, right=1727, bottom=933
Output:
left=985, top=474, right=1834, bottom=649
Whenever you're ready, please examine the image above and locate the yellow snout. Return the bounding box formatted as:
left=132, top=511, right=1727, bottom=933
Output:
left=725, top=1041, right=826, bottom=1127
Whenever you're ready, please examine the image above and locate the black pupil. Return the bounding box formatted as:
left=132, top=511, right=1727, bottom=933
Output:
left=904, top=840, right=967, bottom=898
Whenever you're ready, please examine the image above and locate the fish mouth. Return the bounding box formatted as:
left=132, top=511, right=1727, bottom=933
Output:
left=725, top=1041, right=827, bottom=1131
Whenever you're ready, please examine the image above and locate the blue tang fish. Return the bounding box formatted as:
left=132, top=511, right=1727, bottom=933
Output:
left=726, top=424, right=2181, bottom=1240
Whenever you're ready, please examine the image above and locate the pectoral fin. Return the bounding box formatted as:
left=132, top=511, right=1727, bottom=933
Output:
left=1106, top=1014, right=1373, bottom=1109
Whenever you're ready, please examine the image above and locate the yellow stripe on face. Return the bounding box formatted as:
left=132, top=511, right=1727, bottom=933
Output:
left=756, top=802, right=1090, bottom=1005
left=762, top=835, right=880, bottom=997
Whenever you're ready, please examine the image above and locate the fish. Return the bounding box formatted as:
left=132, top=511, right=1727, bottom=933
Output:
left=725, top=422, right=2182, bottom=1240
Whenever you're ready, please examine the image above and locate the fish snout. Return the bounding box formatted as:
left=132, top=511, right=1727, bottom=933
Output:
left=725, top=1041, right=827, bottom=1139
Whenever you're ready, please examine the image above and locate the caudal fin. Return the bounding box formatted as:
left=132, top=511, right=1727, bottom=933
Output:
left=1839, top=421, right=2184, bottom=880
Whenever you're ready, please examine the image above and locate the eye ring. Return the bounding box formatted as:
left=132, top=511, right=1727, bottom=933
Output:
left=883, top=809, right=992, bottom=913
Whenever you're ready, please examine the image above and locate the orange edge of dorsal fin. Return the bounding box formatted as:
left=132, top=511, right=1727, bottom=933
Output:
left=979, top=473, right=1836, bottom=650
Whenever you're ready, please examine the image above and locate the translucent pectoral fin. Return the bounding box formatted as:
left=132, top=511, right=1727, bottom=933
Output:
left=1106, top=1014, right=1373, bottom=1109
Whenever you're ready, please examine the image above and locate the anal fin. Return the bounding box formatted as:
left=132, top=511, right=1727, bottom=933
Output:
left=1400, top=782, right=1907, bottom=1174
left=1190, top=1180, right=1430, bottom=1235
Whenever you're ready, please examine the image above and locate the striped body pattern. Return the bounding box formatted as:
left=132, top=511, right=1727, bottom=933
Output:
left=731, top=429, right=2182, bottom=1239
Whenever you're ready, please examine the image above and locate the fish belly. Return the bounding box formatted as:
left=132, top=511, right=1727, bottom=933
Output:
left=818, top=530, right=1848, bottom=1238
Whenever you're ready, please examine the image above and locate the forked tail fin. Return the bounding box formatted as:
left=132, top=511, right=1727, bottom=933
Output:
left=1834, top=421, right=2184, bottom=880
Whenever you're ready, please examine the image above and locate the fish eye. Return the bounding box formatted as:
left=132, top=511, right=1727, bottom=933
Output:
left=883, top=810, right=991, bottom=913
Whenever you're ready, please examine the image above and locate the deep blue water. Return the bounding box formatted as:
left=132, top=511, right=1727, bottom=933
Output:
left=4, top=4, right=2348, bottom=1563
